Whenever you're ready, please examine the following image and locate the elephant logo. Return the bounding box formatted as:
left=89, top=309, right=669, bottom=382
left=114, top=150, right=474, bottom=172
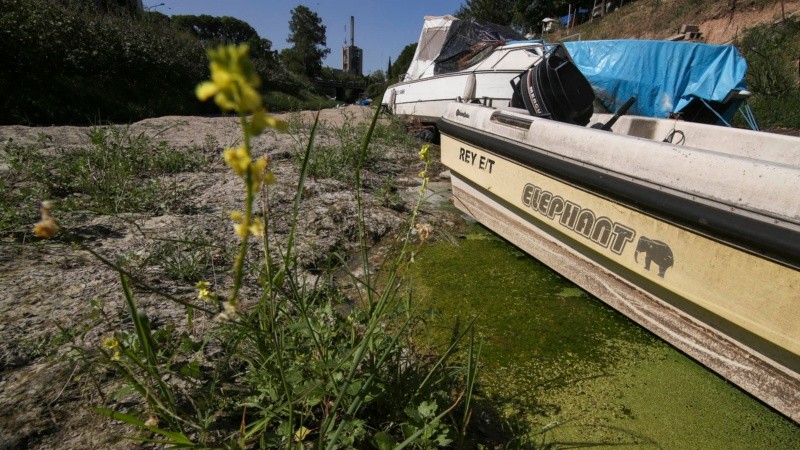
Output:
left=634, top=236, right=674, bottom=278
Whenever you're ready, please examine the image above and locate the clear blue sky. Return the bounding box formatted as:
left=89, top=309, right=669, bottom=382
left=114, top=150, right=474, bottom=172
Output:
left=143, top=1, right=465, bottom=75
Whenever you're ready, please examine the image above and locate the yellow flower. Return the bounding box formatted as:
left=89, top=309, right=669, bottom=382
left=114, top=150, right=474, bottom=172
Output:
left=223, top=146, right=250, bottom=176
left=195, top=281, right=213, bottom=302
left=251, top=109, right=287, bottom=135
left=32, top=200, right=59, bottom=238
left=233, top=221, right=248, bottom=238
left=103, top=337, right=119, bottom=350
left=230, top=210, right=247, bottom=237
left=294, top=426, right=311, bottom=442
left=216, top=301, right=238, bottom=322
left=248, top=156, right=276, bottom=192
left=196, top=44, right=262, bottom=113
left=248, top=218, right=265, bottom=237
left=418, top=144, right=430, bottom=162
left=249, top=156, right=267, bottom=189
left=198, top=288, right=212, bottom=301
left=231, top=214, right=264, bottom=238
left=103, top=337, right=121, bottom=361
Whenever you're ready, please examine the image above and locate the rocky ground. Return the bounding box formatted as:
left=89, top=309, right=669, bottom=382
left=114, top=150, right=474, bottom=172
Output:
left=0, top=106, right=458, bottom=449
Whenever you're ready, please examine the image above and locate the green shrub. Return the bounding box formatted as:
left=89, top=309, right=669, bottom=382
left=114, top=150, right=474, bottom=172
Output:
left=148, top=233, right=227, bottom=283
left=744, top=91, right=800, bottom=130
left=0, top=0, right=209, bottom=124
left=737, top=18, right=800, bottom=129
left=739, top=18, right=800, bottom=97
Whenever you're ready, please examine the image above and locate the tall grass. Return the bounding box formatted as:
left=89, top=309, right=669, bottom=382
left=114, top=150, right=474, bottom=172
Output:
left=286, top=110, right=418, bottom=183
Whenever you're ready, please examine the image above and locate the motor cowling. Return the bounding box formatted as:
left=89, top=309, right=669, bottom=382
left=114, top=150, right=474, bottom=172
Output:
left=515, top=45, right=595, bottom=126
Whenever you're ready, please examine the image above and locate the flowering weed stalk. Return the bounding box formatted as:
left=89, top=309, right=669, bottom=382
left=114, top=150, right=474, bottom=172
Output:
left=195, top=44, right=286, bottom=321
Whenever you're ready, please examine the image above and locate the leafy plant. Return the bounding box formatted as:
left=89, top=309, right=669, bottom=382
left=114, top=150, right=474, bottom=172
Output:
left=739, top=18, right=800, bottom=96
left=0, top=174, right=41, bottom=236
left=0, top=0, right=211, bottom=124
left=149, top=233, right=226, bottom=282
left=289, top=110, right=417, bottom=183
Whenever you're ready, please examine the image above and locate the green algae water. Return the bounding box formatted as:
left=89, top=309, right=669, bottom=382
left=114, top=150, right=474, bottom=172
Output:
left=409, top=224, right=800, bottom=448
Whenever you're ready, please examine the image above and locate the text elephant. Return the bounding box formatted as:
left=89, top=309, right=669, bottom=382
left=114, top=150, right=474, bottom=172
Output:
left=634, top=236, right=674, bottom=278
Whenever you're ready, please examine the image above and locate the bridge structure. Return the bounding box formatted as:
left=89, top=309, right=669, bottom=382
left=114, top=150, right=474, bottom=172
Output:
left=314, top=78, right=367, bottom=101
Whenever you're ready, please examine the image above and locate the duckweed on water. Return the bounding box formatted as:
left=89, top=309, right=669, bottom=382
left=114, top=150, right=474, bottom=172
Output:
left=410, top=225, right=800, bottom=448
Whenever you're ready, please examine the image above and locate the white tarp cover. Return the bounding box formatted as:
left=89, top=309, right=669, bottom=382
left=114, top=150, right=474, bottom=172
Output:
left=404, top=15, right=456, bottom=81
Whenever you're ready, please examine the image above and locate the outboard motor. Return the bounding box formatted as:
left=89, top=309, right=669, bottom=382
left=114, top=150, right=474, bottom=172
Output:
left=512, top=45, right=595, bottom=126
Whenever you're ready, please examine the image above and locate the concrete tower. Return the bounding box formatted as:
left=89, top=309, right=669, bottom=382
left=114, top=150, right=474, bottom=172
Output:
left=342, top=16, right=363, bottom=76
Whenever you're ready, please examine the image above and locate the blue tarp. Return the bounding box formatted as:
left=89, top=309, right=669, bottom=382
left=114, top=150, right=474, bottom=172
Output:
left=559, top=9, right=589, bottom=26
left=563, top=40, right=748, bottom=121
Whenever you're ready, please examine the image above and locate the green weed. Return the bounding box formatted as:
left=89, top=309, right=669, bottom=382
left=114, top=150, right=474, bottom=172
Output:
left=0, top=176, right=41, bottom=236
left=375, top=175, right=404, bottom=210
left=149, top=232, right=229, bottom=283
left=2, top=127, right=206, bottom=217
left=743, top=91, right=800, bottom=129
left=289, top=110, right=416, bottom=183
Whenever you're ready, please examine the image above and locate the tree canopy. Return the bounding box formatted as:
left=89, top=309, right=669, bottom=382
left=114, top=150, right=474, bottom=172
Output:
left=173, top=14, right=259, bottom=44
left=390, top=43, right=417, bottom=81
left=282, top=5, right=329, bottom=77
left=455, top=0, right=575, bottom=35
left=173, top=15, right=273, bottom=58
left=455, top=0, right=517, bottom=26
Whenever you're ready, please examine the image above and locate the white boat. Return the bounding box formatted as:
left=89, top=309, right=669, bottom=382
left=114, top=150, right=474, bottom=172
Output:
left=382, top=16, right=546, bottom=123
left=383, top=16, right=755, bottom=128
left=438, top=99, right=800, bottom=423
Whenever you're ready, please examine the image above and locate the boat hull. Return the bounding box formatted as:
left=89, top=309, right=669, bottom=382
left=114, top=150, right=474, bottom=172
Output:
left=439, top=105, right=800, bottom=422
left=384, top=70, right=523, bottom=123
left=383, top=41, right=545, bottom=123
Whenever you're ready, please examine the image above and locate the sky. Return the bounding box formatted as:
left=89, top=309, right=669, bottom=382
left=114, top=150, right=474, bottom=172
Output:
left=142, top=1, right=466, bottom=75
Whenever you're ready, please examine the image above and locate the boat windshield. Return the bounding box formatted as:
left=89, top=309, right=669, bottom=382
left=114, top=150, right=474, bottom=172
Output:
left=433, top=19, right=523, bottom=75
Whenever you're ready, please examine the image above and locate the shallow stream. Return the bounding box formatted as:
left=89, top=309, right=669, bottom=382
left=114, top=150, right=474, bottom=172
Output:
left=409, top=222, right=800, bottom=448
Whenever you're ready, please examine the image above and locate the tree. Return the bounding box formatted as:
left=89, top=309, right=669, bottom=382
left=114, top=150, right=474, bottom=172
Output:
left=173, top=14, right=261, bottom=44
left=86, top=0, right=142, bottom=15
left=455, top=0, right=572, bottom=36
left=455, top=0, right=517, bottom=26
left=367, top=70, right=386, bottom=85
left=173, top=14, right=277, bottom=78
left=283, top=5, right=329, bottom=77
left=364, top=70, right=387, bottom=99
left=391, top=43, right=417, bottom=81
left=172, top=15, right=275, bottom=59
